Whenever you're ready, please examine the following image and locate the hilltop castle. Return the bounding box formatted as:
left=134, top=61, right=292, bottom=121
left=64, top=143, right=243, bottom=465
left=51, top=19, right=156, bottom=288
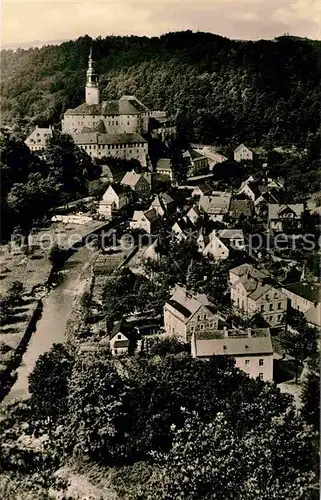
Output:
left=27, top=48, right=172, bottom=167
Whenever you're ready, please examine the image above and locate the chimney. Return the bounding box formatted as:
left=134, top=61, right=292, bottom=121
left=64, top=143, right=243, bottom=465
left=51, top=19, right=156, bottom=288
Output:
left=223, top=326, right=229, bottom=338
left=247, top=328, right=252, bottom=338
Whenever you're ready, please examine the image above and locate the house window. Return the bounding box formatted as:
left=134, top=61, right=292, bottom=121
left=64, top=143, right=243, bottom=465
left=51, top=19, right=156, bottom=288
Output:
left=114, top=348, right=117, bottom=354
left=259, top=373, right=264, bottom=380
left=204, top=314, right=207, bottom=320
left=265, top=294, right=269, bottom=300
left=278, top=302, right=282, bottom=309
left=245, top=359, right=250, bottom=365
left=190, top=326, right=194, bottom=331
left=197, top=315, right=201, bottom=320
left=209, top=322, right=214, bottom=328
left=259, top=359, right=264, bottom=366
left=117, top=334, right=122, bottom=339
left=200, top=324, right=204, bottom=330
left=261, top=305, right=264, bottom=312
left=269, top=304, right=273, bottom=311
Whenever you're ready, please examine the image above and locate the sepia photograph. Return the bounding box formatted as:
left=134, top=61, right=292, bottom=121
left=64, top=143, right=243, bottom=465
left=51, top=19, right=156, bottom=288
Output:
left=0, top=0, right=320, bottom=498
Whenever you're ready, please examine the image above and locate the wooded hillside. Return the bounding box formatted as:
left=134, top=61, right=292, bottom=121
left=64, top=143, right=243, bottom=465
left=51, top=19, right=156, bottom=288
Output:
left=1, top=31, right=320, bottom=146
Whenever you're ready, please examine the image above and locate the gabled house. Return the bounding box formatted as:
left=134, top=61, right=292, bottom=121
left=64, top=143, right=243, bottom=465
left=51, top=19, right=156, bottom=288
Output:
left=229, top=263, right=288, bottom=327
left=121, top=170, right=151, bottom=198
left=149, top=193, right=175, bottom=217
left=238, top=179, right=262, bottom=202
left=199, top=192, right=231, bottom=222
left=130, top=208, right=160, bottom=234
left=217, top=229, right=245, bottom=250
left=191, top=183, right=213, bottom=198
left=203, top=232, right=229, bottom=261
left=234, top=144, right=253, bottom=162
left=101, top=164, right=125, bottom=184
left=192, top=145, right=227, bottom=170
left=268, top=204, right=304, bottom=233
left=172, top=217, right=195, bottom=242
left=98, top=184, right=131, bottom=218
left=191, top=327, right=273, bottom=381
left=164, top=285, right=220, bottom=342
left=109, top=319, right=136, bottom=356
left=186, top=206, right=202, bottom=225
left=156, top=158, right=174, bottom=180
left=25, top=125, right=53, bottom=151
left=183, top=149, right=209, bottom=177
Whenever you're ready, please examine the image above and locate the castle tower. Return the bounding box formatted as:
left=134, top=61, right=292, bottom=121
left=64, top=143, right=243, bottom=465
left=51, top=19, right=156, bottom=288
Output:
left=85, top=46, right=100, bottom=105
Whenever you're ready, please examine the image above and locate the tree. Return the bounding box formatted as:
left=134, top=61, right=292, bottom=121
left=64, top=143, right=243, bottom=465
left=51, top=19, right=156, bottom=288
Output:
left=48, top=244, right=67, bottom=269
left=143, top=410, right=317, bottom=499
left=280, top=317, right=318, bottom=383
left=301, top=370, right=320, bottom=431
left=28, top=343, right=75, bottom=422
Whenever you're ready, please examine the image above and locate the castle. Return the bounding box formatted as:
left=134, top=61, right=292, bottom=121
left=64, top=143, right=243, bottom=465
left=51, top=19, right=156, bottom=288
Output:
left=26, top=48, right=167, bottom=167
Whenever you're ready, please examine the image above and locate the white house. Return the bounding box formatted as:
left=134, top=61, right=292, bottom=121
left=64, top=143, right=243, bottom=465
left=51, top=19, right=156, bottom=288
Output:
left=149, top=193, right=175, bottom=217
left=109, top=320, right=133, bottom=356
left=191, top=327, right=273, bottom=381
left=130, top=208, right=160, bottom=234
left=98, top=184, right=131, bottom=218
left=186, top=206, right=202, bottom=225
left=281, top=282, right=321, bottom=328
left=234, top=144, right=253, bottom=162
left=121, top=171, right=151, bottom=198
left=203, top=232, right=229, bottom=261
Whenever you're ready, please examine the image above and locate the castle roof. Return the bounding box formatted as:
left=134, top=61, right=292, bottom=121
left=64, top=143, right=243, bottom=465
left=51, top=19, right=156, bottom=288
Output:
left=65, top=95, right=149, bottom=116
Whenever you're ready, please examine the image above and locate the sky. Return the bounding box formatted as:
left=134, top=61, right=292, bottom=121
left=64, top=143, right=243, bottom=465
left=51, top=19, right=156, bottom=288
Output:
left=1, top=0, right=320, bottom=48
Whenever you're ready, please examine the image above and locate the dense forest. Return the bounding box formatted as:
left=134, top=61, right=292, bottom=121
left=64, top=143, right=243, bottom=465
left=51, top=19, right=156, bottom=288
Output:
left=1, top=31, right=320, bottom=147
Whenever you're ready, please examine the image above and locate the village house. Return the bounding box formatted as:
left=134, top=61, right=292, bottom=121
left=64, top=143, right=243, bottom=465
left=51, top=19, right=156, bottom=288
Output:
left=98, top=184, right=131, bottom=218
left=268, top=204, right=305, bottom=233
left=229, top=263, right=288, bottom=327
left=108, top=319, right=136, bottom=356
left=186, top=206, right=202, bottom=225
left=100, top=163, right=125, bottom=184
left=238, top=177, right=262, bottom=202
left=172, top=217, right=195, bottom=242
left=192, top=145, right=227, bottom=170
left=281, top=282, right=321, bottom=328
left=149, top=192, right=175, bottom=217
left=191, top=327, right=273, bottom=381
left=156, top=158, right=174, bottom=180
left=121, top=170, right=151, bottom=198
left=199, top=192, right=231, bottom=222
left=183, top=149, right=209, bottom=177
left=203, top=231, right=229, bottom=261
left=130, top=208, right=160, bottom=234
left=234, top=143, right=253, bottom=162
left=25, top=125, right=53, bottom=151
left=164, top=285, right=220, bottom=343
left=217, top=229, right=245, bottom=250
left=191, top=182, right=213, bottom=198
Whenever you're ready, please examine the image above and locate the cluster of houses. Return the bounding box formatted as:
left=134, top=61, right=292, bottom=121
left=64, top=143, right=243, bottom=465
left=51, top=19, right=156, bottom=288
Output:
left=98, top=144, right=320, bottom=383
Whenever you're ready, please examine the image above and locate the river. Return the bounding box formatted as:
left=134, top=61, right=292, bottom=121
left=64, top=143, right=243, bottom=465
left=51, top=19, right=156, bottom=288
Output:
left=2, top=246, right=93, bottom=405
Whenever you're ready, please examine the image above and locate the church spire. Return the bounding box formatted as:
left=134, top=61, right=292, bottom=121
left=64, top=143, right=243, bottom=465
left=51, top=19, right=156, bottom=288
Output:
left=85, top=45, right=100, bottom=105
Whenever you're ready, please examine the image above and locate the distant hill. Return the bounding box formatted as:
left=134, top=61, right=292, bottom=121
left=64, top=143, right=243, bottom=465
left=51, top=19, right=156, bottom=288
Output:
left=1, top=31, right=320, bottom=147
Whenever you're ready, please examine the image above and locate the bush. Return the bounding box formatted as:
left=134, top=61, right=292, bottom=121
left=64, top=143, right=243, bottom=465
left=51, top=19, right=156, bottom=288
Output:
left=48, top=244, right=66, bottom=268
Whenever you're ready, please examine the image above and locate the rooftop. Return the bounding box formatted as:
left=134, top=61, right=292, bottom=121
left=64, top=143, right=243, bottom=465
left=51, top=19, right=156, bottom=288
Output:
left=283, top=282, right=321, bottom=304
left=268, top=204, right=304, bottom=220
left=167, top=285, right=212, bottom=322
left=193, top=331, right=273, bottom=357
left=65, top=96, right=148, bottom=116
left=199, top=192, right=231, bottom=215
